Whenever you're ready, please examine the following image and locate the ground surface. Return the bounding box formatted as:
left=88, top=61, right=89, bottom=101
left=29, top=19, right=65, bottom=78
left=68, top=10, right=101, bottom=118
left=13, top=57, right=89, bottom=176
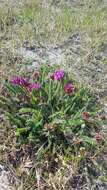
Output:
left=0, top=0, right=107, bottom=189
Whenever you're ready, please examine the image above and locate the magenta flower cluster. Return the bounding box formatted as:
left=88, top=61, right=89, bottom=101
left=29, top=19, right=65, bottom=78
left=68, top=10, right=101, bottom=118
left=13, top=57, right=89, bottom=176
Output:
left=11, top=69, right=74, bottom=95
left=54, top=70, right=64, bottom=81
left=11, top=76, right=41, bottom=92
left=11, top=76, right=30, bottom=87
left=64, top=83, right=74, bottom=94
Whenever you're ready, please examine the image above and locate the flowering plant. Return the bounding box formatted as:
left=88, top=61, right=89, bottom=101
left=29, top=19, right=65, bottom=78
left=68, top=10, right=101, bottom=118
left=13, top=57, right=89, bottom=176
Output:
left=1, top=64, right=103, bottom=156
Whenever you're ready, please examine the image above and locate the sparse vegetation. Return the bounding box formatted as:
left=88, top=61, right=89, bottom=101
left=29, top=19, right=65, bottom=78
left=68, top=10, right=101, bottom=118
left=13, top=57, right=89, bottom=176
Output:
left=0, top=0, right=107, bottom=189
left=0, top=0, right=107, bottom=46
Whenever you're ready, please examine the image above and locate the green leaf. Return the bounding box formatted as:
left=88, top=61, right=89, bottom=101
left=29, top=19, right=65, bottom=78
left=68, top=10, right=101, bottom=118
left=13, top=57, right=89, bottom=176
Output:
left=81, top=135, right=96, bottom=146
left=49, top=111, right=61, bottom=119
left=5, top=83, right=25, bottom=95
left=19, top=108, right=36, bottom=114
left=6, top=112, right=22, bottom=127
left=68, top=118, right=84, bottom=126
left=16, top=127, right=29, bottom=136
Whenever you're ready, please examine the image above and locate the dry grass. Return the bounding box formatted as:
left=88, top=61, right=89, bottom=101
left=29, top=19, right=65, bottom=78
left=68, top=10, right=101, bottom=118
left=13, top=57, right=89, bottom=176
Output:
left=0, top=0, right=107, bottom=46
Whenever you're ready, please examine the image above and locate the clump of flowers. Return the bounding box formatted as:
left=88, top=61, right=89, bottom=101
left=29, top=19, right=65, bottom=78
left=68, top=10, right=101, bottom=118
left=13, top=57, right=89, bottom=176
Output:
left=1, top=64, right=103, bottom=171
left=11, top=76, right=30, bottom=87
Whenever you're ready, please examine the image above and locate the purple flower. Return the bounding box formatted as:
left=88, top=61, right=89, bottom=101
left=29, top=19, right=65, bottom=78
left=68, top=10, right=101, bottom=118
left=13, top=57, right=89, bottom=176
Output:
left=11, top=76, right=30, bottom=87
left=82, top=112, right=89, bottom=119
left=28, top=82, right=41, bottom=91
left=64, top=82, right=74, bottom=94
left=33, top=72, right=40, bottom=80
left=95, top=133, right=103, bottom=143
left=54, top=70, right=64, bottom=81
